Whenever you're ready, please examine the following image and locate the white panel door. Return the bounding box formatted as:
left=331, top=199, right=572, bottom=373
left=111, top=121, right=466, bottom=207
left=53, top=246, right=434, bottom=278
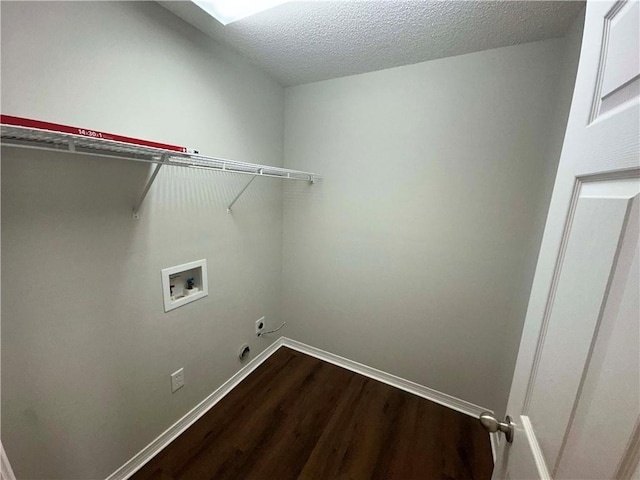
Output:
left=492, top=1, right=640, bottom=478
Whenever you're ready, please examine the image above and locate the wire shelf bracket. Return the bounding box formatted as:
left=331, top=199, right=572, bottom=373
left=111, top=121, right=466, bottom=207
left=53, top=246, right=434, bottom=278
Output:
left=1, top=117, right=320, bottom=218
left=132, top=154, right=168, bottom=219
left=227, top=174, right=258, bottom=214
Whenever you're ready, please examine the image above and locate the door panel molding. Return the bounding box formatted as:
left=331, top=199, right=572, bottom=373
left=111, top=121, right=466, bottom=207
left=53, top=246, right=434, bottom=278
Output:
left=551, top=191, right=639, bottom=477
left=1, top=442, right=16, bottom=480
left=613, top=419, right=640, bottom=480
left=522, top=178, right=581, bottom=415
left=522, top=416, right=552, bottom=480
left=522, top=172, right=640, bottom=472
left=522, top=169, right=639, bottom=416
left=589, top=0, right=640, bottom=122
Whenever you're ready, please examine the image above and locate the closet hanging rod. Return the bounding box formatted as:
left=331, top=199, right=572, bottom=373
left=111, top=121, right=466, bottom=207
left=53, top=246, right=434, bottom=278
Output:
left=1, top=116, right=319, bottom=217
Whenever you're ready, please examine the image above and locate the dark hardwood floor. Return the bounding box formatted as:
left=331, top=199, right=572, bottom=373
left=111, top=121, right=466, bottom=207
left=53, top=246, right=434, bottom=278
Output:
left=132, top=347, right=493, bottom=480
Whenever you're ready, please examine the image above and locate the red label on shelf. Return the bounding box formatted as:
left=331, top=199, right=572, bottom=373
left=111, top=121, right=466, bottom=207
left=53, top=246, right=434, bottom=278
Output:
left=0, top=115, right=198, bottom=153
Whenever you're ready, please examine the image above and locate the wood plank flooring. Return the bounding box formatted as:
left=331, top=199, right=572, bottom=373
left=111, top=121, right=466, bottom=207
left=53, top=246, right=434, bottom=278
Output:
left=132, top=347, right=493, bottom=480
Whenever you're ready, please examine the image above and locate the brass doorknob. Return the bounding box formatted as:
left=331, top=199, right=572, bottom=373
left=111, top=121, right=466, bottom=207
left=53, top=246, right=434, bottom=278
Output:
left=479, top=412, right=515, bottom=443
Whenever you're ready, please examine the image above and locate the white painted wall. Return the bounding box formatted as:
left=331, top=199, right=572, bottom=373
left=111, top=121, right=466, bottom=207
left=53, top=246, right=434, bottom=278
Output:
left=1, top=2, right=284, bottom=479
left=282, top=20, right=583, bottom=418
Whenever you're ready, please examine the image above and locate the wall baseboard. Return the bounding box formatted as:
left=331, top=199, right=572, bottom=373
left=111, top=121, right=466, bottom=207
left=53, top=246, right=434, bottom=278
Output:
left=1, top=442, right=17, bottom=480
left=107, top=336, right=493, bottom=479
left=281, top=337, right=492, bottom=418
left=106, top=337, right=285, bottom=480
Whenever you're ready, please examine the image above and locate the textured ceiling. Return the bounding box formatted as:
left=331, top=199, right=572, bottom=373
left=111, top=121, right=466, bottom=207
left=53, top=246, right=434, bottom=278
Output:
left=159, top=1, right=585, bottom=87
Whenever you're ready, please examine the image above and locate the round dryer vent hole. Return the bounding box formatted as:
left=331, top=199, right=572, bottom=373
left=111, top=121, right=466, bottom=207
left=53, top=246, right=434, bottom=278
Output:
left=238, top=343, right=251, bottom=360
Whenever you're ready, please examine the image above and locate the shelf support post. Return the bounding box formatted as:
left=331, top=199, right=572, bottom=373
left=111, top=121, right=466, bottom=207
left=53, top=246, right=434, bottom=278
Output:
left=132, top=154, right=168, bottom=219
left=227, top=173, right=259, bottom=214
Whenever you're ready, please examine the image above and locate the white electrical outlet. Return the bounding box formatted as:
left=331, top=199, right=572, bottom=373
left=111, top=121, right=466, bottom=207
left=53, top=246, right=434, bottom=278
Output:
left=171, top=368, right=185, bottom=393
left=256, top=316, right=265, bottom=337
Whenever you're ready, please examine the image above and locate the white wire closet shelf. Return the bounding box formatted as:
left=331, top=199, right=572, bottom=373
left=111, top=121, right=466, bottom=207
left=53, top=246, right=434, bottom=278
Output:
left=1, top=119, right=319, bottom=217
